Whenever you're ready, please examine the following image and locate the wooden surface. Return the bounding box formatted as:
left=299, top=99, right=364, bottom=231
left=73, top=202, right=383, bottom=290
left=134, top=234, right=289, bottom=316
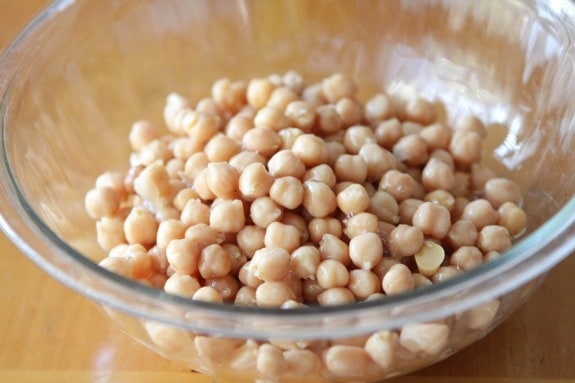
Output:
left=0, top=1, right=574, bottom=382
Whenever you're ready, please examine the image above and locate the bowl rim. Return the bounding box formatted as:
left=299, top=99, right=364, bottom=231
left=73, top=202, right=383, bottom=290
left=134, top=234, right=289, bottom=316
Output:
left=1, top=0, right=574, bottom=339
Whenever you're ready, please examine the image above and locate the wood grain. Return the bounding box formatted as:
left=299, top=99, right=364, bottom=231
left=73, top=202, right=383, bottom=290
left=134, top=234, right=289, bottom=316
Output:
left=0, top=1, right=573, bottom=382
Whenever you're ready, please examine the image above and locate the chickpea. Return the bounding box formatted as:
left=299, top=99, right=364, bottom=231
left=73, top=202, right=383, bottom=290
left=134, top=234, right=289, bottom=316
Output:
left=393, top=134, right=429, bottom=167
left=254, top=106, right=289, bottom=132
left=250, top=197, right=283, bottom=228
left=284, top=349, right=321, bottom=377
left=454, top=114, right=487, bottom=137
left=129, top=120, right=162, bottom=152
left=210, top=199, right=245, bottom=233
left=315, top=104, right=343, bottom=135
left=419, top=122, right=451, bottom=150
left=205, top=275, right=240, bottom=302
left=319, top=234, right=351, bottom=266
left=325, top=141, right=346, bottom=167
left=303, top=164, right=337, bottom=188
left=429, top=149, right=455, bottom=170
left=450, top=246, right=483, bottom=271
left=284, top=101, right=316, bottom=131
left=192, top=286, right=224, bottom=303
left=335, top=97, right=363, bottom=127
left=234, top=286, right=257, bottom=306
left=250, top=247, right=290, bottom=282
left=484, top=177, right=522, bottom=208
left=477, top=225, right=512, bottom=253
left=256, top=281, right=296, bottom=307
left=497, top=202, right=527, bottom=237
left=225, top=115, right=253, bottom=141
left=196, top=97, right=222, bottom=116
left=412, top=202, right=451, bottom=239
left=322, top=73, right=357, bottom=103
left=422, top=158, right=455, bottom=191
left=402, top=121, right=423, bottom=136
left=316, top=259, right=350, bottom=289
left=96, top=217, right=126, bottom=251
left=368, top=191, right=400, bottom=224
left=136, top=140, right=173, bottom=167
left=156, top=219, right=186, bottom=250
left=308, top=217, right=343, bottom=243
left=238, top=261, right=264, bottom=288
left=277, top=127, right=304, bottom=150
left=267, top=150, right=306, bottom=179
left=193, top=167, right=216, bottom=201
left=400, top=323, right=450, bottom=356
left=405, top=97, right=437, bottom=125
left=343, top=125, right=377, bottom=154
left=337, top=183, right=370, bottom=215
left=291, top=134, right=328, bottom=167
left=282, top=70, right=305, bottom=93
left=247, top=77, right=275, bottom=109
left=358, top=143, right=396, bottom=182
left=470, top=164, right=497, bottom=191
left=388, top=224, right=424, bottom=258
left=317, top=287, right=355, bottom=306
left=364, top=93, right=394, bottom=125
left=343, top=212, right=379, bottom=238
left=398, top=198, right=423, bottom=225
left=123, top=206, right=158, bottom=247
left=334, top=154, right=368, bottom=183
left=424, top=189, right=455, bottom=212
left=95, top=171, right=126, bottom=200
left=349, top=232, right=384, bottom=270
left=242, top=127, right=282, bottom=158
left=432, top=266, right=464, bottom=283
left=302, top=181, right=337, bottom=218
left=267, top=86, right=299, bottom=111
left=449, top=130, right=483, bottom=169
left=165, top=238, right=200, bottom=275
left=238, top=162, right=274, bottom=201
left=324, top=345, right=371, bottom=378
left=365, top=331, right=399, bottom=370
left=264, top=222, right=301, bottom=252
left=184, top=223, right=224, bottom=249
left=374, top=118, right=403, bottom=149
left=290, top=245, right=321, bottom=280
left=236, top=225, right=265, bottom=258
left=182, top=111, right=221, bottom=145
left=257, top=344, right=286, bottom=379
left=164, top=274, right=201, bottom=297
left=461, top=199, right=498, bottom=229
left=379, top=170, right=416, bottom=202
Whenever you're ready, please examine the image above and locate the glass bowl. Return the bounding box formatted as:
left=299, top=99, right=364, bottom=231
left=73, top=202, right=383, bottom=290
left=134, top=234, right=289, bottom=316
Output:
left=1, top=0, right=575, bottom=382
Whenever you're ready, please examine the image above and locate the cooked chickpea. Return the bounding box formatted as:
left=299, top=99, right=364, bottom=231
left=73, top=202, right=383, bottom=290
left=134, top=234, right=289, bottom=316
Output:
left=424, top=189, right=455, bottom=212
left=400, top=323, right=450, bottom=356
left=317, top=287, right=355, bottom=306
left=269, top=177, right=304, bottom=210
left=277, top=127, right=304, bottom=150
left=267, top=86, right=299, bottom=111
left=225, top=115, right=253, bottom=141
left=282, top=70, right=305, bottom=93
left=319, top=234, right=351, bottom=266
left=393, top=134, right=429, bottom=167
left=302, top=181, right=337, bottom=218
left=368, top=191, right=400, bottom=224
left=379, top=170, right=416, bottom=201
left=419, top=122, right=451, bottom=150
left=430, top=149, right=455, bottom=170
left=210, top=199, right=245, bottom=233
left=284, top=100, right=316, bottom=131
left=185, top=223, right=224, bottom=249
left=358, top=143, right=396, bottom=182
left=454, top=114, right=487, bottom=137
left=242, top=127, right=282, bottom=158
left=374, top=118, right=402, bottom=149
left=182, top=110, right=221, bottom=145
left=95, top=171, right=126, bottom=199
left=205, top=275, right=240, bottom=302
left=198, top=244, right=232, bottom=279
left=398, top=198, right=424, bottom=225
left=470, top=164, right=497, bottom=191
left=422, top=158, right=455, bottom=191
left=234, top=286, right=257, bottom=306
left=257, top=344, right=286, bottom=379
left=477, top=225, right=512, bottom=253
left=412, top=202, right=451, bottom=239
left=300, top=83, right=326, bottom=108
left=343, top=125, right=377, bottom=154
left=364, top=93, right=393, bottom=125
left=432, top=266, right=464, bottom=283
left=316, top=259, right=350, bottom=289
left=315, top=104, right=343, bottom=135
left=267, top=150, right=305, bottom=179
left=164, top=274, right=201, bottom=297
left=250, top=197, right=283, bottom=228
left=156, top=219, right=186, bottom=250
left=497, top=202, right=527, bottom=237
left=238, top=162, right=274, bottom=201
left=450, top=246, right=483, bottom=271
left=256, top=281, right=295, bottom=307
left=247, top=77, right=275, bottom=109
left=165, top=238, right=199, bottom=275
left=290, top=245, right=321, bottom=280
left=449, top=130, right=483, bottom=169
left=405, top=97, right=437, bottom=125
left=445, top=219, right=478, bottom=250
left=484, top=177, right=522, bottom=208
left=193, top=167, right=216, bottom=200
left=402, top=121, right=423, bottom=136
left=136, top=140, right=172, bottom=166
left=337, top=183, right=370, bottom=215
left=303, top=164, right=337, bottom=188
left=291, top=134, right=328, bottom=167
left=264, top=222, right=301, bottom=252
left=129, top=120, right=162, bottom=152
left=254, top=106, right=289, bottom=132
left=250, top=247, right=290, bottom=282
left=343, top=212, right=379, bottom=238
left=96, top=217, right=126, bottom=251
left=322, top=73, right=357, bottom=103
left=461, top=199, right=498, bottom=229
left=349, top=232, right=384, bottom=270
left=308, top=217, right=342, bottom=243
left=123, top=206, right=158, bottom=247
left=334, top=154, right=368, bottom=183
left=332, top=97, right=362, bottom=128
left=325, top=141, right=346, bottom=167
left=192, top=286, right=224, bottom=303
left=85, top=187, right=120, bottom=219
left=236, top=225, right=265, bottom=258
left=183, top=152, right=209, bottom=182
left=382, top=264, right=414, bottom=295
left=388, top=224, right=424, bottom=258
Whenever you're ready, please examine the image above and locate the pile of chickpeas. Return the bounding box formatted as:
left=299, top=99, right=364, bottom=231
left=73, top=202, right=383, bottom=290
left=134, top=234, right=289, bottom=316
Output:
left=85, top=71, right=526, bottom=380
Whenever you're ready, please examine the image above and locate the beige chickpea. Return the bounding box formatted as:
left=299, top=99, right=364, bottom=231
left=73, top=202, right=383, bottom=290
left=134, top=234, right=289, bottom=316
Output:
left=204, top=134, right=241, bottom=163
left=236, top=225, right=265, bottom=258
left=388, top=224, right=424, bottom=258
left=424, top=189, right=455, bottom=212
left=171, top=137, right=201, bottom=162
left=484, top=177, right=522, bottom=208
left=283, top=349, right=321, bottom=377
left=334, top=154, right=368, bottom=183
left=183, top=152, right=208, bottom=182
left=250, top=197, right=283, bottom=228
left=429, top=149, right=455, bottom=170
left=315, top=104, right=343, bottom=135
left=96, top=217, right=126, bottom=251
left=129, top=120, right=162, bottom=152
left=192, top=286, right=224, bottom=303
left=85, top=187, right=120, bottom=219
left=256, top=281, right=296, bottom=307
left=449, top=130, right=483, bottom=169
left=205, top=275, right=240, bottom=302
left=302, top=279, right=325, bottom=303
left=316, top=259, right=350, bottom=289
left=317, top=287, right=355, bottom=306
left=278, top=127, right=304, bottom=150
left=291, top=134, right=328, bottom=167
left=185, top=223, right=225, bottom=249
left=284, top=100, right=316, bottom=131
left=446, top=219, right=478, bottom=249
left=282, top=70, right=305, bottom=93
left=229, top=150, right=266, bottom=172
left=477, top=225, right=512, bottom=253
left=470, top=164, right=497, bottom=192
left=422, top=158, right=455, bottom=191
left=358, top=143, right=396, bottom=182
left=165, top=237, right=200, bottom=275
left=319, top=234, right=351, bottom=266
left=135, top=139, right=173, bottom=167
left=402, top=121, right=423, bottom=136
left=179, top=199, right=210, bottom=227
left=123, top=206, right=158, bottom=247
left=250, top=247, right=290, bottom=282
left=337, top=183, right=370, bottom=215
left=267, top=86, right=299, bottom=111
left=454, top=114, right=487, bottom=137
left=254, top=106, right=289, bottom=132
left=343, top=125, right=377, bottom=154
left=347, top=232, right=383, bottom=270
left=145, top=321, right=194, bottom=354
left=364, top=93, right=394, bottom=125
left=343, top=212, right=379, bottom=238
left=379, top=170, right=416, bottom=201
left=95, top=171, right=126, bottom=200
left=450, top=246, right=483, bottom=271
left=238, top=261, right=264, bottom=288
left=280, top=213, right=309, bottom=243
left=372, top=258, right=399, bottom=281
left=302, top=181, right=337, bottom=218
left=156, top=219, right=186, bottom=250
left=238, top=162, right=274, bottom=201
left=405, top=97, right=437, bottom=125
left=303, top=164, right=337, bottom=188
left=412, top=202, right=451, bottom=239
left=419, top=122, right=452, bottom=150
left=368, top=191, right=400, bottom=224
left=374, top=118, right=403, bottom=149
left=413, top=273, right=433, bottom=289
left=267, top=150, right=305, bottom=179
left=432, top=266, right=464, bottom=283
left=210, top=199, right=245, bottom=233
left=325, top=141, right=346, bottom=167
left=234, top=286, right=257, bottom=306
left=348, top=269, right=381, bottom=299
left=497, top=202, right=527, bottom=237
left=335, top=97, right=363, bottom=128
left=222, top=243, right=247, bottom=275
left=163, top=93, right=190, bottom=133
left=288, top=246, right=320, bottom=280
left=198, top=244, right=232, bottom=279
left=182, top=110, right=221, bottom=145
left=465, top=299, right=500, bottom=330
left=264, top=222, right=301, bottom=252
left=393, top=134, right=429, bottom=167
left=398, top=198, right=423, bottom=225
left=173, top=188, right=199, bottom=212
left=165, top=158, right=184, bottom=179
left=400, top=323, right=450, bottom=356
left=382, top=263, right=415, bottom=295
left=247, top=77, right=275, bottom=109
left=164, top=274, right=201, bottom=298
left=196, top=97, right=222, bottom=116
left=461, top=199, right=498, bottom=230
left=225, top=115, right=254, bottom=141
left=452, top=196, right=470, bottom=221
left=193, top=167, right=216, bottom=200
left=268, top=177, right=304, bottom=210
left=322, top=73, right=357, bottom=103
left=302, top=83, right=327, bottom=108
left=257, top=344, right=286, bottom=379
left=308, top=217, right=342, bottom=243
left=242, top=127, right=282, bottom=158
left=324, top=345, right=371, bottom=378
left=365, top=331, right=399, bottom=370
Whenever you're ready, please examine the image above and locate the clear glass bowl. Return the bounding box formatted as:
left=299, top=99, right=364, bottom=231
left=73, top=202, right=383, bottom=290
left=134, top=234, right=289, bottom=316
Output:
left=1, top=0, right=575, bottom=382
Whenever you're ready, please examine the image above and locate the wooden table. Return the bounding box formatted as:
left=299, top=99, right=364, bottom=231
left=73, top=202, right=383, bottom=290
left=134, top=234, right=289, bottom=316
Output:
left=1, top=1, right=574, bottom=382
